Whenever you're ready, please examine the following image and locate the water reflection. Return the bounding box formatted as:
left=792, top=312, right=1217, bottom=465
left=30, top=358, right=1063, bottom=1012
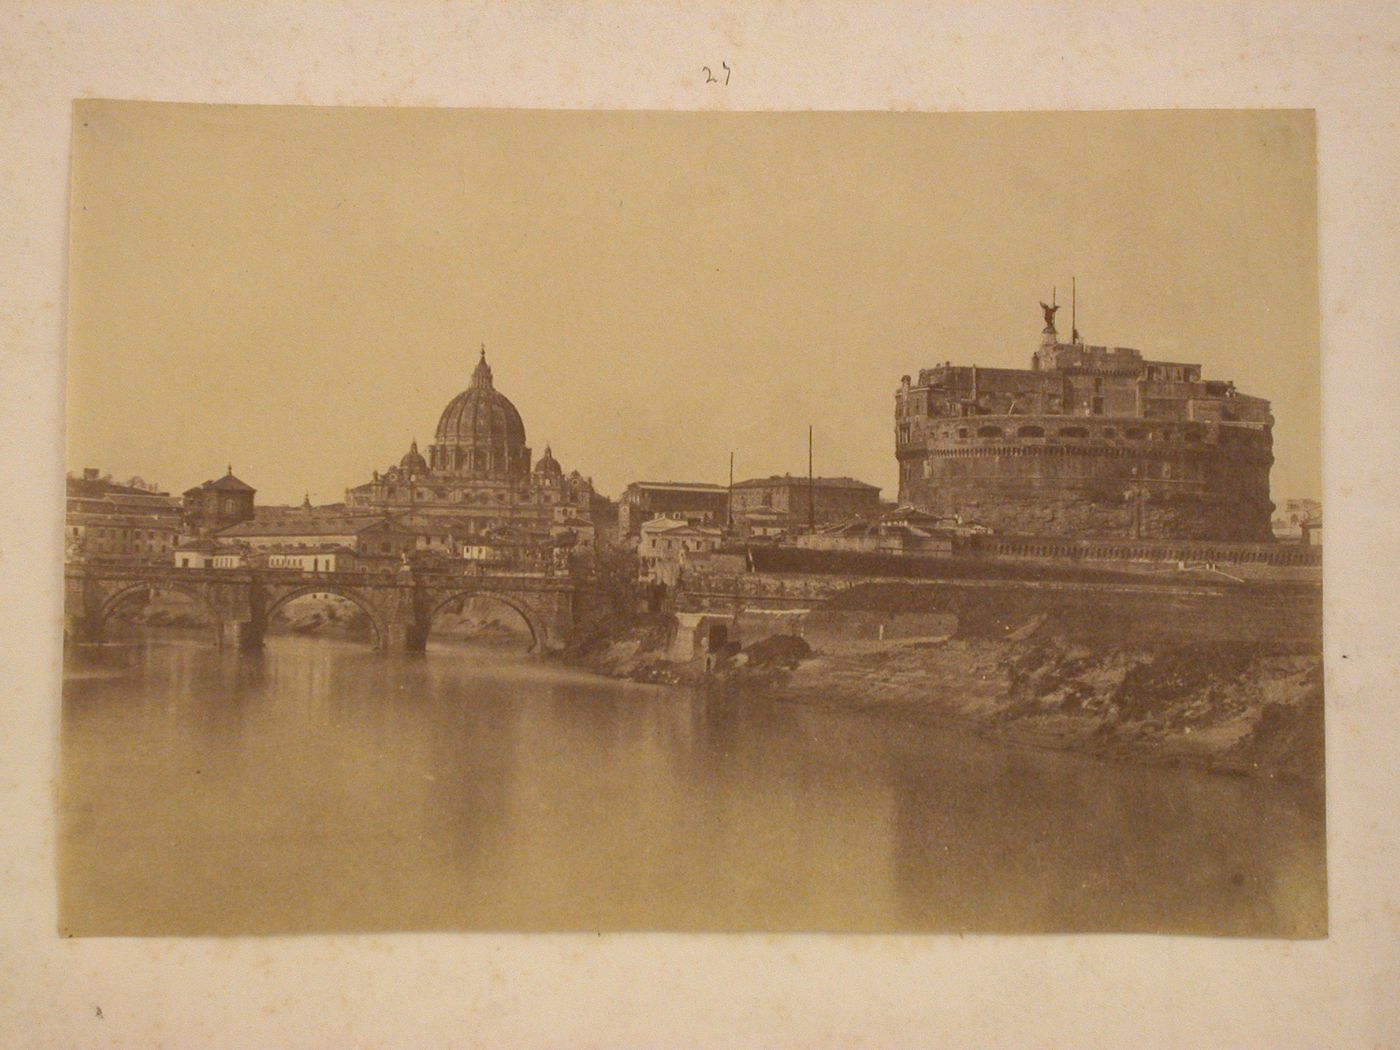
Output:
left=59, top=635, right=1325, bottom=935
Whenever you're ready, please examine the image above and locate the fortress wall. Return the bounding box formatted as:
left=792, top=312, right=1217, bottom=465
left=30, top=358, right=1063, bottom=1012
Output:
left=898, top=418, right=1274, bottom=541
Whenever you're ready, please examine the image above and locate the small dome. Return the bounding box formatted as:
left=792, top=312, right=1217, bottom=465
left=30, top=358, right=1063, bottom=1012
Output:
left=534, top=445, right=562, bottom=476
left=399, top=439, right=428, bottom=474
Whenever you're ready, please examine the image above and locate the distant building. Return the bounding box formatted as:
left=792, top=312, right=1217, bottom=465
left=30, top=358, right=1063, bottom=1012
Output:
left=66, top=468, right=183, bottom=560
left=550, top=514, right=597, bottom=551
left=182, top=467, right=256, bottom=537
left=618, top=481, right=730, bottom=537
left=215, top=515, right=416, bottom=565
left=461, top=524, right=550, bottom=570
left=736, top=508, right=789, bottom=539
left=895, top=305, right=1275, bottom=541
left=1273, top=497, right=1322, bottom=543
left=411, top=523, right=462, bottom=555
left=172, top=539, right=248, bottom=568
left=729, top=475, right=882, bottom=536
left=794, top=511, right=954, bottom=557
left=263, top=545, right=357, bottom=573
left=638, top=516, right=724, bottom=587
left=345, top=349, right=601, bottom=537
left=253, top=498, right=351, bottom=521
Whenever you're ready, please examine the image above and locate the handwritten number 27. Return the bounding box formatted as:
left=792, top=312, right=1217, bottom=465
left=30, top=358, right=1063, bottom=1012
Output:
left=702, top=63, right=731, bottom=85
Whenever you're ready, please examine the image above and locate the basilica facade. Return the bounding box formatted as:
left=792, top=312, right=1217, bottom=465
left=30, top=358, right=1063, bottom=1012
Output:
left=345, top=348, right=598, bottom=537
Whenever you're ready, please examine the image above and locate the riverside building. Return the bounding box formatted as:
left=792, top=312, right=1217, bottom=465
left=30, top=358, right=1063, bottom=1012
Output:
left=894, top=304, right=1275, bottom=541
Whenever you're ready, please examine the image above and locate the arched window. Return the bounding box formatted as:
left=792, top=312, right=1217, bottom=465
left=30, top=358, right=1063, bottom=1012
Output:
left=1017, top=425, right=1044, bottom=438
left=977, top=425, right=1002, bottom=439
left=1059, top=426, right=1088, bottom=438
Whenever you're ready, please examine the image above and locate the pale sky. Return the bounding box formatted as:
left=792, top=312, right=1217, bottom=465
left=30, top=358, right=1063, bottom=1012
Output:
left=66, top=103, right=1319, bottom=506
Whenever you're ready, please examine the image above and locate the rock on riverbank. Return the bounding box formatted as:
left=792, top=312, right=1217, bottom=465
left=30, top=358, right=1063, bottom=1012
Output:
left=562, top=581, right=1324, bottom=782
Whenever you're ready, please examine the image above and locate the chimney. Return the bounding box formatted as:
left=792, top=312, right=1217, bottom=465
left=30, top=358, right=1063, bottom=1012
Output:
left=83, top=467, right=99, bottom=480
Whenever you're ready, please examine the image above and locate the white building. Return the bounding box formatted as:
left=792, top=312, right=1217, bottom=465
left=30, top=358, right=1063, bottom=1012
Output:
left=265, top=545, right=355, bottom=572
left=173, top=540, right=246, bottom=569
left=638, top=516, right=724, bottom=587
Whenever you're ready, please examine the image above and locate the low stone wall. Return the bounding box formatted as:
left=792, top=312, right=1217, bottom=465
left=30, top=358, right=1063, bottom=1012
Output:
left=803, top=609, right=958, bottom=645
left=961, top=533, right=1320, bottom=568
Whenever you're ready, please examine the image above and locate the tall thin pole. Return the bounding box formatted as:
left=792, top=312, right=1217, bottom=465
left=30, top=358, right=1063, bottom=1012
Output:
left=1071, top=275, right=1076, bottom=342
left=807, top=425, right=815, bottom=534
left=728, top=451, right=734, bottom=531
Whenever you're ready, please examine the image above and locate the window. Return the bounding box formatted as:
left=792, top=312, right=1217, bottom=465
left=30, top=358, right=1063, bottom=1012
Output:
left=1017, top=425, right=1044, bottom=438
left=1059, top=426, right=1088, bottom=438
left=977, top=425, right=1002, bottom=439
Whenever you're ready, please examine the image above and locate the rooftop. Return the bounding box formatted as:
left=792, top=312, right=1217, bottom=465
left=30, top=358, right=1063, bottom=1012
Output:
left=625, top=481, right=728, bottom=493
left=733, top=475, right=881, bottom=491
left=67, top=474, right=172, bottom=499
left=641, top=518, right=723, bottom=536
left=217, top=516, right=404, bottom=538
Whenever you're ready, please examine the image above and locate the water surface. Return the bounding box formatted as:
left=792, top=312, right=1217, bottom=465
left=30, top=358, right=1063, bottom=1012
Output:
left=59, top=634, right=1326, bottom=935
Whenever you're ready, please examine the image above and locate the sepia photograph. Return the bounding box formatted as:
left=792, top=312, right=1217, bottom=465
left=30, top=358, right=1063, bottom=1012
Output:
left=60, top=101, right=1323, bottom=938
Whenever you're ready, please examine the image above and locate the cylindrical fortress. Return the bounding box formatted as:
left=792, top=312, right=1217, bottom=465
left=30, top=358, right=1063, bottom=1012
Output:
left=895, top=318, right=1275, bottom=541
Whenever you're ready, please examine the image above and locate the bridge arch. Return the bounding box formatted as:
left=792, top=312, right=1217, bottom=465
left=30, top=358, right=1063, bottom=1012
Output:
left=95, top=580, right=224, bottom=640
left=263, top=584, right=388, bottom=648
left=424, top=590, right=542, bottom=651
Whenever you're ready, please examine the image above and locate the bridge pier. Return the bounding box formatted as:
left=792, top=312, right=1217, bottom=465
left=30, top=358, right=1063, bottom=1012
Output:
left=218, top=619, right=265, bottom=650
left=382, top=622, right=429, bottom=653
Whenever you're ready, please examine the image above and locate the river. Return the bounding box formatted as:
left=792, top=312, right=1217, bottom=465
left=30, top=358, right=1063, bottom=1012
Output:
left=59, top=633, right=1327, bottom=936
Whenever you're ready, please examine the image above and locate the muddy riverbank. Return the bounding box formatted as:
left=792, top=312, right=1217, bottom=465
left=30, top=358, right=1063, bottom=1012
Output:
left=561, top=581, right=1325, bottom=783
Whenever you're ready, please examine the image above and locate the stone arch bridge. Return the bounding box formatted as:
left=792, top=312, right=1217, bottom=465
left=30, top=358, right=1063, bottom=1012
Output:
left=64, top=564, right=584, bottom=652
